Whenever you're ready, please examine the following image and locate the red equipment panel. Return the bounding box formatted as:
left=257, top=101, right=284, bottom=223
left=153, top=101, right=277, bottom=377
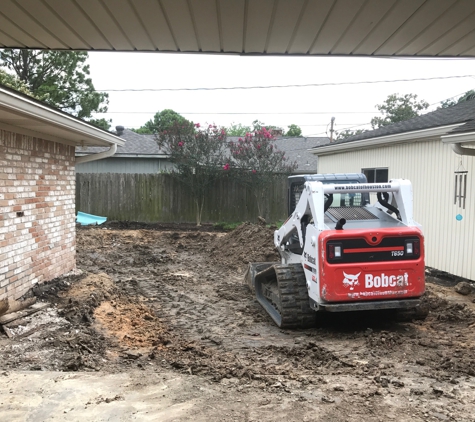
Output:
left=318, top=228, right=425, bottom=303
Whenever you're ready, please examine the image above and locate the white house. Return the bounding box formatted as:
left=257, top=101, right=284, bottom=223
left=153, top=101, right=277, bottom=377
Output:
left=310, top=99, right=475, bottom=281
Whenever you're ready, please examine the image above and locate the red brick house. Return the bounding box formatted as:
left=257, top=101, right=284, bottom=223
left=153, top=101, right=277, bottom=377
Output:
left=0, top=85, right=124, bottom=315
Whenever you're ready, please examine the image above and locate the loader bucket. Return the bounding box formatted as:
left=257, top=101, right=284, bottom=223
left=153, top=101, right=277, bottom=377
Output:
left=244, top=262, right=275, bottom=293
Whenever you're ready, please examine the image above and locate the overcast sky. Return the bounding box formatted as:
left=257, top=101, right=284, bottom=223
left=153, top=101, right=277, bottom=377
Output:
left=87, top=52, right=475, bottom=137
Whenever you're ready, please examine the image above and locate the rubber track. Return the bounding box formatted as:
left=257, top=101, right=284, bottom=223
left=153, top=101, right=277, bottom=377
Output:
left=259, top=264, right=317, bottom=329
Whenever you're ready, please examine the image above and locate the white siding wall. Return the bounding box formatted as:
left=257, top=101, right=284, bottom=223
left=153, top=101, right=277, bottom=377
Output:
left=317, top=140, right=475, bottom=280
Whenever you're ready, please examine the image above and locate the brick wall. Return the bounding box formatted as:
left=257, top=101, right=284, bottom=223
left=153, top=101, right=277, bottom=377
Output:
left=0, top=129, right=76, bottom=308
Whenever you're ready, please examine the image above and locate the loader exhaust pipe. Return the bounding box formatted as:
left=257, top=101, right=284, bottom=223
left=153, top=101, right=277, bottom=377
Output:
left=335, top=218, right=346, bottom=230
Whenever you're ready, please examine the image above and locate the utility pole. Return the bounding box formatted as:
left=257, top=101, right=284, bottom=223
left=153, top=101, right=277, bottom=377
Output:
left=330, top=117, right=335, bottom=142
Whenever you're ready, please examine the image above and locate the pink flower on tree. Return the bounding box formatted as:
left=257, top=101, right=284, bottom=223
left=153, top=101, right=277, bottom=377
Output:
left=252, top=169, right=256, bottom=173
left=194, top=123, right=200, bottom=128
left=223, top=163, right=230, bottom=170
left=178, top=141, right=184, bottom=147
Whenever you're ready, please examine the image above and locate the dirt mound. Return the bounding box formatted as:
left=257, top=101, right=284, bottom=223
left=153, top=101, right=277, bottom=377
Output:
left=209, top=222, right=280, bottom=271
left=61, top=273, right=171, bottom=354
left=421, top=288, right=475, bottom=323
left=94, top=300, right=169, bottom=350
left=59, top=273, right=119, bottom=324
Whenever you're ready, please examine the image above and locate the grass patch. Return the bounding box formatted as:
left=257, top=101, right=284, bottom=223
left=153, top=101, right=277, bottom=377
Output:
left=213, top=222, right=243, bottom=231
left=214, top=220, right=285, bottom=231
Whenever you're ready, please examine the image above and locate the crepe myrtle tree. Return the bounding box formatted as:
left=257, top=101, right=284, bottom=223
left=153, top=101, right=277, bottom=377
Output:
left=228, top=127, right=297, bottom=219
left=157, top=122, right=228, bottom=226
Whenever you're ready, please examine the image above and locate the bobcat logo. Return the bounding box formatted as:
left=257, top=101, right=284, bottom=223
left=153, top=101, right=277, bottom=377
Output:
left=343, top=272, right=361, bottom=290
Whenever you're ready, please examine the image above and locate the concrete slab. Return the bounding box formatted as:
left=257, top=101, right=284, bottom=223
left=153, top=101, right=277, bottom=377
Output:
left=0, top=370, right=198, bottom=421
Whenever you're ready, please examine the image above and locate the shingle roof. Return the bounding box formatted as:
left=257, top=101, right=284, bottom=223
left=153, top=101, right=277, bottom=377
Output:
left=77, top=130, right=330, bottom=172
left=317, top=99, right=475, bottom=147
left=227, top=136, right=330, bottom=172
left=449, top=118, right=475, bottom=134
left=274, top=137, right=330, bottom=171
left=76, top=129, right=164, bottom=155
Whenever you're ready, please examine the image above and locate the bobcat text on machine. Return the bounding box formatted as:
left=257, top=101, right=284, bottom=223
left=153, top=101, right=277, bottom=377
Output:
left=246, top=173, right=425, bottom=328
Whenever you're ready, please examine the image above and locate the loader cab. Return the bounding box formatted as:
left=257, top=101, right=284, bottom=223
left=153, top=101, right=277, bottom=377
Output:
left=287, top=173, right=370, bottom=215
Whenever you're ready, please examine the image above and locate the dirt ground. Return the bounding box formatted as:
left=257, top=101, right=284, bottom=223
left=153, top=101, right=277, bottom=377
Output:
left=1, top=222, right=475, bottom=421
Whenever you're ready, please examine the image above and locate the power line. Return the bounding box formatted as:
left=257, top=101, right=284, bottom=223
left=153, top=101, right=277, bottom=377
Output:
left=95, top=111, right=376, bottom=115
left=429, top=89, right=475, bottom=107
left=96, top=74, right=474, bottom=92
left=120, top=122, right=368, bottom=128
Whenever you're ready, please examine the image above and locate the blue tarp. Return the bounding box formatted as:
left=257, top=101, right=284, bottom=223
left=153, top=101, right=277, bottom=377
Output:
left=76, top=211, right=107, bottom=226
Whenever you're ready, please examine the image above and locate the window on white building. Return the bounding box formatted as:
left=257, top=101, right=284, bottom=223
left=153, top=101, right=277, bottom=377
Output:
left=362, top=168, right=388, bottom=183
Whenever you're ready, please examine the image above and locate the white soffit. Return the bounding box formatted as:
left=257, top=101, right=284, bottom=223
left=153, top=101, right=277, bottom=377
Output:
left=0, top=86, right=125, bottom=147
left=0, top=0, right=475, bottom=57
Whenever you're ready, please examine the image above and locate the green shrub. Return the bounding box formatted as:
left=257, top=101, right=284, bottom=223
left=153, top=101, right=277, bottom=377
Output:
left=213, top=222, right=243, bottom=231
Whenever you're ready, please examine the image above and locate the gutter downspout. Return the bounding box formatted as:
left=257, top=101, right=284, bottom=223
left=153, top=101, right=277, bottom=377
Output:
left=76, top=144, right=118, bottom=164
left=451, top=143, right=475, bottom=156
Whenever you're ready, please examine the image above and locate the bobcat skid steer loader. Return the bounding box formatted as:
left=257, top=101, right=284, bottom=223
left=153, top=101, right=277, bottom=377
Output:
left=245, top=173, right=425, bottom=328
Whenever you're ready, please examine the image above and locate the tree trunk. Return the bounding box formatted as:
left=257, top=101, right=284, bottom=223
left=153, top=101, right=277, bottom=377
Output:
left=195, top=199, right=201, bottom=226
left=255, top=189, right=266, bottom=221
left=200, top=198, right=205, bottom=226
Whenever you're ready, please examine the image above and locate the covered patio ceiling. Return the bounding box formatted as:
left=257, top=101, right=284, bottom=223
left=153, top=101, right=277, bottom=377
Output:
left=1, top=0, right=475, bottom=57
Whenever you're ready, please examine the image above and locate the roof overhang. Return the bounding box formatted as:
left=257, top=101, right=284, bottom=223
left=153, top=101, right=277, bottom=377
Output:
left=441, top=132, right=475, bottom=144
left=310, top=123, right=465, bottom=156
left=75, top=153, right=169, bottom=159
left=441, top=131, right=475, bottom=156
left=1, top=0, right=475, bottom=57
left=0, top=86, right=125, bottom=147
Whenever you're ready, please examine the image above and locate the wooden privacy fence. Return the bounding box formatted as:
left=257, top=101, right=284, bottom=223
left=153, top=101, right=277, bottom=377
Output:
left=76, top=173, right=289, bottom=223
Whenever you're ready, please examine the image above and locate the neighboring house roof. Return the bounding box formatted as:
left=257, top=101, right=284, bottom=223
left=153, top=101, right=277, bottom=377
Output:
left=311, top=99, right=475, bottom=155
left=77, top=130, right=330, bottom=172
left=333, top=99, right=475, bottom=145
left=274, top=137, right=330, bottom=172
left=76, top=128, right=165, bottom=157
left=0, top=84, right=124, bottom=148
left=448, top=118, right=475, bottom=135
left=227, top=136, right=330, bottom=173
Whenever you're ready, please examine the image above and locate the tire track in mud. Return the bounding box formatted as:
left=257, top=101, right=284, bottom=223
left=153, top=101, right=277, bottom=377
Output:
left=95, top=234, right=354, bottom=382
left=3, top=226, right=475, bottom=421
left=133, top=249, right=348, bottom=379
left=71, top=227, right=475, bottom=421
left=79, top=228, right=475, bottom=383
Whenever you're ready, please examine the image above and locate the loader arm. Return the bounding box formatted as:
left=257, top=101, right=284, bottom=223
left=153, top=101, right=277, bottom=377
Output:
left=274, top=181, right=325, bottom=249
left=274, top=179, right=419, bottom=251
